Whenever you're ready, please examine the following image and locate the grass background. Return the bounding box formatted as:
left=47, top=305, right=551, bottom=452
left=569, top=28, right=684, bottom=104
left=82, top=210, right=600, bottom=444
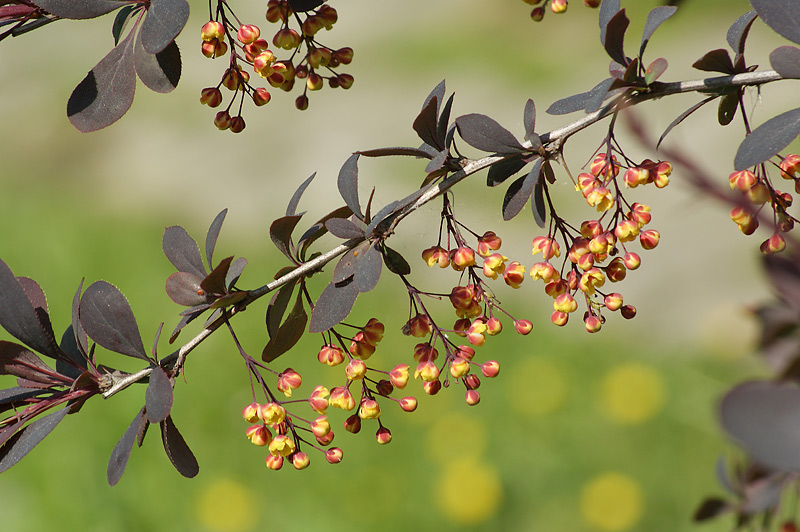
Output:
left=0, top=0, right=796, bottom=530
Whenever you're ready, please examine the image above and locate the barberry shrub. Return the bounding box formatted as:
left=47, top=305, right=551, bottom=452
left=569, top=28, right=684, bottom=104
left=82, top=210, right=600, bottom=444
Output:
left=2, top=0, right=800, bottom=529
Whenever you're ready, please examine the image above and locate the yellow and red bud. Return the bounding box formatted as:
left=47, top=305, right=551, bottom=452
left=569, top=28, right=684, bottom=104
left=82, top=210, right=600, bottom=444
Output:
left=454, top=344, right=475, bottom=361
left=622, top=252, right=641, bottom=270
left=268, top=434, right=296, bottom=457
left=362, top=318, right=385, bottom=346
left=530, top=261, right=558, bottom=282
left=246, top=424, right=272, bottom=446
left=423, top=380, right=442, bottom=396
left=389, top=364, right=410, bottom=389
left=481, top=360, right=500, bottom=378
left=730, top=206, right=758, bottom=235
left=328, top=386, right=356, bottom=411
left=422, top=245, right=450, bottom=268
left=543, top=279, right=566, bottom=298
left=345, top=358, right=367, bottom=380
left=317, top=4, right=338, bottom=28
left=590, top=153, right=620, bottom=178
left=413, top=342, right=438, bottom=362
left=623, top=167, right=649, bottom=188
left=576, top=252, right=595, bottom=271
left=553, top=293, right=578, bottom=313
left=551, top=310, right=569, bottom=326
left=316, top=431, right=334, bottom=446
left=272, top=27, right=301, bottom=50
left=406, top=314, right=433, bottom=337
left=308, top=385, right=330, bottom=414
left=466, top=318, right=488, bottom=347
left=252, top=87, right=271, bottom=106
left=653, top=161, right=672, bottom=188
left=449, top=285, right=475, bottom=311
left=236, top=24, right=260, bottom=44
left=213, top=110, right=232, bottom=130
left=334, top=47, right=354, bottom=65
left=566, top=270, right=579, bottom=290
left=532, top=236, right=561, bottom=259
left=584, top=314, right=602, bottom=333
left=580, top=220, right=603, bottom=239
left=515, top=319, right=533, bottom=335
left=486, top=317, right=503, bottom=336
left=482, top=253, right=507, bottom=279
left=729, top=170, right=756, bottom=191
left=761, top=233, right=786, bottom=254
left=325, top=447, right=343, bottom=464
left=242, top=402, right=261, bottom=423
left=621, top=305, right=637, bottom=319
left=477, top=231, right=503, bottom=256
left=201, top=37, right=227, bottom=58
left=614, top=220, right=639, bottom=242
left=589, top=232, right=615, bottom=257
left=604, top=293, right=624, bottom=311
left=200, top=87, right=223, bottom=107
left=639, top=229, right=660, bottom=250
left=317, top=344, right=345, bottom=366
left=415, top=360, right=440, bottom=382
left=503, top=261, right=526, bottom=288
left=307, top=47, right=332, bottom=68
left=579, top=268, right=605, bottom=295
left=606, top=257, right=627, bottom=282
left=350, top=332, right=375, bottom=360
left=586, top=186, right=615, bottom=212
left=259, top=402, right=286, bottom=426
left=306, top=73, right=324, bottom=91
left=780, top=154, right=800, bottom=179
left=747, top=183, right=770, bottom=204
left=399, top=396, right=418, bottom=412
left=465, top=390, right=481, bottom=406
left=277, top=368, right=302, bottom=397
left=301, top=15, right=324, bottom=36
left=265, top=454, right=283, bottom=470
left=530, top=6, right=545, bottom=21
left=292, top=452, right=310, bottom=470
left=464, top=374, right=481, bottom=390
left=358, top=399, right=381, bottom=420
left=310, top=416, right=331, bottom=438
left=453, top=318, right=471, bottom=336
left=450, top=357, right=471, bottom=378
left=629, top=203, right=652, bottom=227
left=344, top=414, right=361, bottom=434
left=376, top=427, right=392, bottom=445
left=201, top=21, right=225, bottom=42
left=336, top=74, right=354, bottom=90
left=452, top=246, right=477, bottom=270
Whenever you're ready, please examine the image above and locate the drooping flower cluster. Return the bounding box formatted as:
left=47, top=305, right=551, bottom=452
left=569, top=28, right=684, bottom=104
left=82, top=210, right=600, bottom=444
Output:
left=522, top=0, right=600, bottom=22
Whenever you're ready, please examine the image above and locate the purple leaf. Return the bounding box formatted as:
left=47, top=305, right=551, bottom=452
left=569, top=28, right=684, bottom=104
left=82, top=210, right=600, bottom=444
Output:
left=639, top=6, right=676, bottom=59
left=692, top=49, right=735, bottom=74
left=262, top=294, right=307, bottom=362
left=286, top=173, right=315, bottom=217
left=750, top=0, right=800, bottom=46
left=598, top=0, right=621, bottom=45
left=770, top=46, right=800, bottom=79
left=205, top=209, right=227, bottom=270
left=308, top=278, right=359, bottom=333
left=487, top=156, right=527, bottom=187
left=720, top=380, right=800, bottom=470
left=584, top=77, right=616, bottom=113
left=437, top=93, right=455, bottom=148
left=0, top=407, right=68, bottom=473
left=727, top=10, right=758, bottom=57
left=0, top=260, right=60, bottom=358
left=287, top=0, right=324, bottom=12
left=298, top=206, right=353, bottom=259
left=657, top=96, right=716, bottom=148
left=80, top=281, right=148, bottom=360
left=603, top=9, right=630, bottom=67
left=734, top=107, right=800, bottom=170
left=162, top=226, right=206, bottom=279
left=765, top=248, right=800, bottom=310
left=382, top=245, right=411, bottom=276
left=532, top=179, right=547, bottom=228
left=0, top=341, right=61, bottom=384
left=165, top=272, right=205, bottom=306
left=16, top=277, right=60, bottom=360
left=32, top=0, right=125, bottom=19
left=200, top=256, right=233, bottom=296
left=0, top=387, right=43, bottom=414
left=547, top=89, right=594, bottom=115
left=160, top=415, right=198, bottom=478
left=325, top=218, right=365, bottom=239
left=139, top=0, right=189, bottom=54
left=693, top=498, right=730, bottom=522
left=71, top=279, right=89, bottom=359
left=146, top=366, right=173, bottom=423
left=741, top=473, right=786, bottom=514
left=225, top=257, right=247, bottom=289
left=337, top=154, right=363, bottom=220
left=365, top=201, right=400, bottom=235
left=266, top=283, right=295, bottom=339
left=502, top=158, right=542, bottom=221
left=333, top=242, right=369, bottom=284
left=107, top=407, right=146, bottom=486
left=353, top=244, right=382, bottom=293
left=414, top=94, right=441, bottom=150
left=423, top=150, right=448, bottom=174
left=134, top=36, right=180, bottom=93
left=718, top=92, right=739, bottom=126
left=357, top=147, right=433, bottom=159
left=270, top=214, right=303, bottom=261
left=523, top=99, right=536, bottom=142
left=455, top=114, right=524, bottom=154
left=68, top=31, right=136, bottom=132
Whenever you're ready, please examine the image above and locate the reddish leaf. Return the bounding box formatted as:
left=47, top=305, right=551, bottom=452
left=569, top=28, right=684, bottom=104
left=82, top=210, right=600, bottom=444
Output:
left=584, top=77, right=616, bottom=113
left=160, top=415, right=198, bottom=478
left=770, top=46, right=800, bottom=79
left=0, top=387, right=43, bottom=414
left=455, top=113, right=524, bottom=154
left=751, top=0, right=800, bottom=46
left=333, top=242, right=369, bottom=284
left=107, top=407, right=146, bottom=486
left=270, top=215, right=303, bottom=261
left=297, top=206, right=353, bottom=259
left=165, top=272, right=205, bottom=306
left=286, top=173, right=315, bottom=217
left=734, top=107, right=800, bottom=170
left=204, top=209, right=227, bottom=270
left=0, top=341, right=61, bottom=384
left=146, top=366, right=173, bottom=423
left=692, top=49, right=735, bottom=74
left=162, top=225, right=206, bottom=279
left=201, top=255, right=234, bottom=294
left=32, top=0, right=125, bottom=19
left=414, top=94, right=441, bottom=150
left=262, top=293, right=307, bottom=362
left=67, top=31, right=136, bottom=132
left=71, top=279, right=89, bottom=359
left=325, top=218, right=365, bottom=240
left=0, top=407, right=68, bottom=473
left=139, top=0, right=189, bottom=54
left=357, top=147, right=433, bottom=159
left=365, top=200, right=400, bottom=235
left=135, top=36, right=180, bottom=93
left=80, top=281, right=148, bottom=360
left=639, top=6, right=676, bottom=59
left=337, top=154, right=363, bottom=220
left=16, top=277, right=60, bottom=360
left=603, top=9, right=630, bottom=67
left=0, top=260, right=60, bottom=358
left=353, top=244, right=382, bottom=293
left=547, top=89, right=594, bottom=115
left=437, top=93, right=455, bottom=148
left=308, top=279, right=359, bottom=333
left=644, top=58, right=668, bottom=85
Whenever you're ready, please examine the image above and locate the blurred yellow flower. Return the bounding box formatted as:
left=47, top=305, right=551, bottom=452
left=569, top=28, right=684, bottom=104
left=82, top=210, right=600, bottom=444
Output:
left=580, top=472, right=643, bottom=531
left=195, top=478, right=257, bottom=532
left=434, top=459, right=503, bottom=525
left=599, top=363, right=665, bottom=424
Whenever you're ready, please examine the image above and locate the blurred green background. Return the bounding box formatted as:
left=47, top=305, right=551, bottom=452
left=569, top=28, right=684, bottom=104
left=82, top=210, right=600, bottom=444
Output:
left=0, top=0, right=795, bottom=530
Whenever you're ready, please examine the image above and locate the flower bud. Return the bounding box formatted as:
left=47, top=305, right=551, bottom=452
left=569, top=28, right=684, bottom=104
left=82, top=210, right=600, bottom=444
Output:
left=272, top=27, right=301, bottom=50
left=553, top=293, right=577, bottom=313
left=450, top=357, right=471, bottom=378
left=551, top=0, right=568, bottom=14
left=530, top=6, right=545, bottom=21
left=325, top=448, right=343, bottom=464
left=201, top=21, right=225, bottom=42
left=246, top=424, right=271, bottom=446
left=334, top=47, right=354, bottom=65
left=345, top=358, right=367, bottom=380
left=295, top=94, right=309, bottom=110
left=729, top=170, right=756, bottom=191
left=242, top=402, right=261, bottom=423
left=503, top=261, right=526, bottom=288
left=311, top=416, right=331, bottom=438
left=452, top=246, right=477, bottom=270
left=515, top=319, right=533, bottom=335
left=350, top=331, right=376, bottom=360
left=389, top=364, right=410, bottom=388
left=584, top=315, right=602, bottom=333
left=214, top=110, right=232, bottom=130
left=399, top=396, right=418, bottom=412
left=265, top=454, right=283, bottom=470
left=465, top=373, right=481, bottom=390
left=551, top=310, right=569, bottom=326
left=482, top=253, right=507, bottom=279
left=292, top=452, right=310, bottom=470
left=277, top=368, right=301, bottom=397
left=329, top=386, right=356, bottom=411
left=376, top=379, right=393, bottom=396
left=306, top=72, right=324, bottom=91
left=200, top=87, right=223, bottom=107
left=604, top=293, right=623, bottom=311
left=259, top=402, right=286, bottom=425
left=465, top=390, right=481, bottom=406
left=621, top=305, right=637, bottom=319
left=316, top=431, right=334, bottom=446
left=530, top=261, right=558, bottom=282
left=532, top=236, right=560, bottom=259
left=336, top=74, right=354, bottom=90
left=590, top=153, right=619, bottom=178
left=623, top=252, right=641, bottom=270
left=761, top=233, right=786, bottom=254
left=344, top=414, right=361, bottom=434
left=607, top=257, right=627, bottom=282
left=481, top=360, right=500, bottom=378
left=358, top=399, right=381, bottom=420
left=477, top=231, right=503, bottom=256
left=252, top=87, right=271, bottom=106
left=268, top=434, right=296, bottom=457
left=486, top=317, right=502, bottom=336
left=362, top=318, right=385, bottom=345
left=423, top=380, right=442, bottom=396
left=780, top=154, right=800, bottom=179
left=653, top=161, right=672, bottom=188
left=623, top=167, right=648, bottom=188
left=639, top=229, right=660, bottom=250
left=318, top=344, right=345, bottom=366
left=308, top=385, right=330, bottom=414
left=422, top=245, right=450, bottom=268
left=406, top=314, right=433, bottom=337
left=237, top=24, right=260, bottom=44
left=302, top=15, right=324, bottom=36
left=415, top=360, right=440, bottom=382
left=375, top=426, right=392, bottom=444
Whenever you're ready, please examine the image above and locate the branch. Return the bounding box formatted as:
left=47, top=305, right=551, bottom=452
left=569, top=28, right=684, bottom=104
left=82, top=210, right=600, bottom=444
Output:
left=100, top=68, right=790, bottom=399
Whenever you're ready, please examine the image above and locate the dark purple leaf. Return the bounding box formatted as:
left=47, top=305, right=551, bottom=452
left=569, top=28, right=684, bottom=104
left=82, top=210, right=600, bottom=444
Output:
left=266, top=282, right=295, bottom=339
left=135, top=35, right=180, bottom=93
left=734, top=107, right=800, bottom=170
left=487, top=156, right=527, bottom=187
left=0, top=387, right=42, bottom=413
left=225, top=257, right=247, bottom=289
left=146, top=366, right=173, bottom=423
left=422, top=80, right=446, bottom=117
left=16, top=277, right=60, bottom=360
left=639, top=6, right=677, bottom=58
left=542, top=160, right=556, bottom=184
left=204, top=209, right=227, bottom=270
left=353, top=244, right=382, bottom=293
left=308, top=278, right=359, bottom=333
left=325, top=218, right=365, bottom=239
left=718, top=92, right=739, bottom=126
left=603, top=9, right=630, bottom=67
left=80, top=281, right=148, bottom=360
left=0, top=407, right=68, bottom=473
left=333, top=242, right=369, bottom=284
left=298, top=206, right=353, bottom=259
left=657, top=96, right=717, bottom=148
left=107, top=407, right=146, bottom=486
left=160, top=415, right=198, bottom=478
left=357, top=147, right=433, bottom=159
left=68, top=31, right=136, bottom=132
left=0, top=260, right=60, bottom=358
left=532, top=179, right=547, bottom=228
left=162, top=225, right=206, bottom=279
left=0, top=341, right=60, bottom=384
left=58, top=326, right=85, bottom=378
left=598, top=0, right=621, bottom=45
left=547, top=89, right=594, bottom=115
left=337, top=154, right=363, bottom=220
left=693, top=498, right=730, bottom=522
left=727, top=10, right=758, bottom=57
left=33, top=0, right=125, bottom=19
left=523, top=99, right=536, bottom=142
left=72, top=279, right=89, bottom=359
left=200, top=256, right=233, bottom=296
left=584, top=77, right=616, bottom=113
left=455, top=114, right=525, bottom=154
left=692, top=49, right=735, bottom=74
left=770, top=46, right=800, bottom=79
left=424, top=150, right=448, bottom=174
left=208, top=291, right=246, bottom=310
left=365, top=201, right=400, bottom=235
left=644, top=58, right=668, bottom=85
left=751, top=0, right=800, bottom=46
left=112, top=4, right=139, bottom=45
left=287, top=0, right=324, bottom=12
left=382, top=245, right=411, bottom=276
left=165, top=272, right=205, bottom=307
left=269, top=214, right=303, bottom=261
left=414, top=94, right=441, bottom=150
left=139, top=0, right=188, bottom=54
left=503, top=158, right=542, bottom=221
left=720, top=380, right=800, bottom=470
left=741, top=473, right=786, bottom=513
left=286, top=173, right=315, bottom=217
left=262, top=294, right=307, bottom=362
left=437, top=93, right=455, bottom=148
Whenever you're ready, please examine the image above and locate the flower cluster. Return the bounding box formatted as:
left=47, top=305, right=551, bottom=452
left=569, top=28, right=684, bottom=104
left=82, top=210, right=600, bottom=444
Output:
left=199, top=1, right=354, bottom=132
left=521, top=0, right=600, bottom=22
left=728, top=153, right=800, bottom=254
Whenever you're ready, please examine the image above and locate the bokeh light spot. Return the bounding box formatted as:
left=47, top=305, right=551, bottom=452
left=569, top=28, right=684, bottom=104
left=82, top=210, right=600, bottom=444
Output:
left=507, top=358, right=566, bottom=417
left=426, top=413, right=487, bottom=463
left=434, top=459, right=503, bottom=525
left=599, top=363, right=665, bottom=424
left=579, top=472, right=643, bottom=531
left=195, top=478, right=257, bottom=532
